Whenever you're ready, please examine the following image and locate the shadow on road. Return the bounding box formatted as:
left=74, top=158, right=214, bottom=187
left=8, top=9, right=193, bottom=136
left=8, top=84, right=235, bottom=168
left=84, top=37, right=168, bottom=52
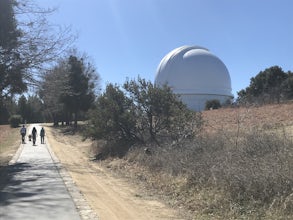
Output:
left=0, top=160, right=78, bottom=219
left=0, top=162, right=38, bottom=205
left=0, top=161, right=63, bottom=205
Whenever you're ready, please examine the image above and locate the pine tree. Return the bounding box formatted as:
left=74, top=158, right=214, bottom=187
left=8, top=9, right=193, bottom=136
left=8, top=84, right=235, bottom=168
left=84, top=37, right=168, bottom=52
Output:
left=62, top=55, right=96, bottom=127
left=0, top=0, right=26, bottom=97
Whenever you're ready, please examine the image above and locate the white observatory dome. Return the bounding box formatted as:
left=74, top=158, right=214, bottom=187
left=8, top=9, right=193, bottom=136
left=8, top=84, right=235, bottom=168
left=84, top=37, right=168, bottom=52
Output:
left=155, top=45, right=233, bottom=111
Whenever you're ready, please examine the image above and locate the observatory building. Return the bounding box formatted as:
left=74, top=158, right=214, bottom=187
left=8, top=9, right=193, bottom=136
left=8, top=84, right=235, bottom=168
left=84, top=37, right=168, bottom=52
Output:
left=155, top=45, right=233, bottom=111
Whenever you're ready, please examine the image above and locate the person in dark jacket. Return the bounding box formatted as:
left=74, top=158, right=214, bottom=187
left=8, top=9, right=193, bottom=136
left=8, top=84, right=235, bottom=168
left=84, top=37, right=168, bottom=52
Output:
left=32, top=127, right=37, bottom=145
left=40, top=127, right=45, bottom=144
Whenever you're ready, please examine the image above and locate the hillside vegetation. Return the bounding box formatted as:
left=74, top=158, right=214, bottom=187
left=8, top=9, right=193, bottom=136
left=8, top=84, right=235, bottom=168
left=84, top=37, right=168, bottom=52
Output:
left=102, top=103, right=293, bottom=219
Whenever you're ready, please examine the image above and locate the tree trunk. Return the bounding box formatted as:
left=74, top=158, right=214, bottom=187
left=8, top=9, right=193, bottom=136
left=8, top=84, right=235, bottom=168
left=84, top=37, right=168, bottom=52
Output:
left=74, top=111, right=78, bottom=128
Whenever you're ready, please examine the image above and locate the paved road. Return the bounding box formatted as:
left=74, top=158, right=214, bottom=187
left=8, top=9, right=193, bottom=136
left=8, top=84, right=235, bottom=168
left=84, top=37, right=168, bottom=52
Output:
left=0, top=125, right=81, bottom=220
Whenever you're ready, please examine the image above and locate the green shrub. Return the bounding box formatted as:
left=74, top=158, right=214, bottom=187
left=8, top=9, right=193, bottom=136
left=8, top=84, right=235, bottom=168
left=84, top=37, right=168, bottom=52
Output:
left=9, top=115, right=22, bottom=128
left=86, top=78, right=201, bottom=157
left=87, top=78, right=202, bottom=150
left=205, top=99, right=221, bottom=110
left=123, top=77, right=196, bottom=142
left=86, top=83, right=137, bottom=142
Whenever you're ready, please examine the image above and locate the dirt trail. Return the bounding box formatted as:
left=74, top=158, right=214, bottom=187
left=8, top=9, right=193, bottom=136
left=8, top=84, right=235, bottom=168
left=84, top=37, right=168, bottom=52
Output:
left=45, top=126, right=183, bottom=220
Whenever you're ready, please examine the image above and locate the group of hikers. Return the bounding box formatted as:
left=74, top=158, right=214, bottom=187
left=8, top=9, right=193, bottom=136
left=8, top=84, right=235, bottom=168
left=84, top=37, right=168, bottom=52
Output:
left=20, top=125, right=45, bottom=145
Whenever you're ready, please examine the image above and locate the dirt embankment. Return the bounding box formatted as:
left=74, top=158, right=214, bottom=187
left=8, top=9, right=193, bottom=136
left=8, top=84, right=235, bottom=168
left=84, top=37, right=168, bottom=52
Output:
left=46, top=126, right=184, bottom=220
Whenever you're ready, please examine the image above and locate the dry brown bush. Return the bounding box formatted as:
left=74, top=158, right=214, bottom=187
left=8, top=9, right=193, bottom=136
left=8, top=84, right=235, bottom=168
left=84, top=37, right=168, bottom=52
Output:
left=125, top=126, right=293, bottom=218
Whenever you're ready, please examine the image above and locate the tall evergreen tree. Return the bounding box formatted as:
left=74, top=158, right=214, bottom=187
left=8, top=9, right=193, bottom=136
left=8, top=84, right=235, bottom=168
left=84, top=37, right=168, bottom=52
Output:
left=40, top=54, right=99, bottom=126
left=26, top=95, right=44, bottom=123
left=17, top=95, right=28, bottom=123
left=0, top=0, right=26, bottom=98
left=61, top=55, right=96, bottom=127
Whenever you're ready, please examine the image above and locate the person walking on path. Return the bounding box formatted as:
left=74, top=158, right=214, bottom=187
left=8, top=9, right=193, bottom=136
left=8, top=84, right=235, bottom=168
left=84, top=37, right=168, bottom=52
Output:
left=40, top=127, right=45, bottom=144
left=20, top=125, right=26, bottom=144
left=0, top=124, right=82, bottom=220
left=32, top=127, right=37, bottom=145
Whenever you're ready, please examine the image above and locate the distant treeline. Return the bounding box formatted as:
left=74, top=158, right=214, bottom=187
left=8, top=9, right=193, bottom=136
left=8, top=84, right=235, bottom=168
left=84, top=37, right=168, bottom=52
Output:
left=0, top=54, right=99, bottom=126
left=237, top=66, right=293, bottom=105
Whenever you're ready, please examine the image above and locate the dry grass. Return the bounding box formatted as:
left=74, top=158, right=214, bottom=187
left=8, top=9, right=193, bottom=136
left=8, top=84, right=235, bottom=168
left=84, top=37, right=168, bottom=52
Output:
left=104, top=103, right=293, bottom=219
left=0, top=125, right=20, bottom=168
left=202, top=103, right=293, bottom=133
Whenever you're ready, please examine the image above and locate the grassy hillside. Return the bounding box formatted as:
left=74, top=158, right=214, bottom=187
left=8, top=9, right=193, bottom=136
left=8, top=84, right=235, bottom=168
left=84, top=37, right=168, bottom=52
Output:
left=105, top=103, right=293, bottom=219
left=202, top=103, right=293, bottom=133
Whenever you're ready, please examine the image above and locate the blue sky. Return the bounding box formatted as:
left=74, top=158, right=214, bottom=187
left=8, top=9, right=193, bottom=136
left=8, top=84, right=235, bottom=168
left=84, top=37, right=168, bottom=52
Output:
left=37, top=0, right=293, bottom=97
